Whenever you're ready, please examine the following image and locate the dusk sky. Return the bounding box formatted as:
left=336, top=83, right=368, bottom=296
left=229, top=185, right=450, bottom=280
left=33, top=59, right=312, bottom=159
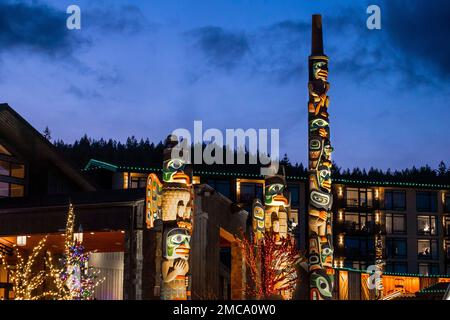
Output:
left=1, top=0, right=449, bottom=171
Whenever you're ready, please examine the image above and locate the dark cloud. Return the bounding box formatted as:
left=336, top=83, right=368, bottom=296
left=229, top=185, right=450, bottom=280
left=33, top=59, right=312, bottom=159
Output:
left=383, top=1, right=450, bottom=77
left=186, top=26, right=250, bottom=70
left=0, top=1, right=84, bottom=55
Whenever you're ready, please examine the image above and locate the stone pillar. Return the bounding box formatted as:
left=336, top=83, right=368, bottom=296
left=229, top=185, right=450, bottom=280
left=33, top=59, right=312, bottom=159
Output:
left=123, top=204, right=144, bottom=300
left=230, top=240, right=245, bottom=300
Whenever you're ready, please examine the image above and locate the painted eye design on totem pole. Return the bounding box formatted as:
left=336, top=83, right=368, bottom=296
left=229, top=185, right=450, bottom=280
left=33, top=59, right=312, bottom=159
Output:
left=168, top=159, right=184, bottom=170
left=268, top=183, right=284, bottom=195
left=310, top=118, right=329, bottom=130
left=321, top=247, right=332, bottom=257
left=313, top=274, right=332, bottom=298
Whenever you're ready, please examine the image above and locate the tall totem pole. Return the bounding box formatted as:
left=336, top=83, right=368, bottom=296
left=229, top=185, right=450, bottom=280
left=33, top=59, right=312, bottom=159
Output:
left=307, top=14, right=334, bottom=300
left=146, top=135, right=194, bottom=300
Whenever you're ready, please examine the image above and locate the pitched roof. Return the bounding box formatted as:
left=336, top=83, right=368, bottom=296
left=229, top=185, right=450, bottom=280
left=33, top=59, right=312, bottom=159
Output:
left=0, top=103, right=95, bottom=192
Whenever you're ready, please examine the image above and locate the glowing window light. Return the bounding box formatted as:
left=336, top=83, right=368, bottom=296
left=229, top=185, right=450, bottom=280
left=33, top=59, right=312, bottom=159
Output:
left=17, top=235, right=27, bottom=246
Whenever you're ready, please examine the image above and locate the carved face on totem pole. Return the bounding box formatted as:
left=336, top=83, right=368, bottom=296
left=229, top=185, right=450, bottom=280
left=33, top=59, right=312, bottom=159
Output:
left=264, top=175, right=290, bottom=240
left=264, top=176, right=290, bottom=207
left=163, top=228, right=191, bottom=261
left=312, top=60, right=328, bottom=81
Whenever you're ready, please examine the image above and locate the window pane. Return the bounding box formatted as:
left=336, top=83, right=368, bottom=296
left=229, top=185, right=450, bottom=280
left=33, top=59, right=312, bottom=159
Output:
left=393, top=215, right=406, bottom=233
left=431, top=240, right=438, bottom=260
left=445, top=194, right=450, bottom=212
left=360, top=191, right=367, bottom=206
left=418, top=240, right=431, bottom=258
left=10, top=163, right=25, bottom=179
left=346, top=188, right=358, bottom=207
left=416, top=192, right=437, bottom=212
left=138, top=178, right=146, bottom=188
left=366, top=190, right=373, bottom=207
left=419, top=263, right=429, bottom=275
left=0, top=181, right=8, bottom=197
left=10, top=184, right=24, bottom=197
left=0, top=161, right=10, bottom=176
left=386, top=214, right=393, bottom=234
left=430, top=194, right=437, bottom=212
left=216, top=180, right=230, bottom=198
left=385, top=191, right=393, bottom=210
left=395, top=239, right=407, bottom=257
left=445, top=218, right=450, bottom=236
left=393, top=191, right=406, bottom=210
left=289, top=184, right=300, bottom=208
left=240, top=183, right=263, bottom=203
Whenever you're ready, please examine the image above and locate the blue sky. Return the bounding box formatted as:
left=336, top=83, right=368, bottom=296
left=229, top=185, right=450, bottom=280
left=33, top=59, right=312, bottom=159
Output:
left=1, top=0, right=449, bottom=170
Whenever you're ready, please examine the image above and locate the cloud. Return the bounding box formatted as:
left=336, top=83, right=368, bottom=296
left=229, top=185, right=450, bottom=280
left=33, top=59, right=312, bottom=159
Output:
left=84, top=4, right=155, bottom=34
left=67, top=85, right=102, bottom=100
left=186, top=26, right=250, bottom=70
left=0, top=1, right=85, bottom=56
left=383, top=1, right=450, bottom=78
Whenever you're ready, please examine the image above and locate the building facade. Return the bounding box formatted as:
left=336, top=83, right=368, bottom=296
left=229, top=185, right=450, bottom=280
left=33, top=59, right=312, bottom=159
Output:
left=1, top=103, right=450, bottom=299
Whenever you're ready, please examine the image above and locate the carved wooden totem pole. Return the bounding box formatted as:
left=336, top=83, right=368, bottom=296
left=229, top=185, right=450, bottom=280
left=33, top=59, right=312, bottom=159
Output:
left=307, top=14, right=334, bottom=300
left=146, top=135, right=194, bottom=300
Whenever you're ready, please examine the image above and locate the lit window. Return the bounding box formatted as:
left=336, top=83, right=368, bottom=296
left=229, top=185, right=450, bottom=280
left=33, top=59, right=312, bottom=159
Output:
left=445, top=194, right=450, bottom=212
left=0, top=161, right=9, bottom=176
left=10, top=184, right=24, bottom=197
left=417, top=215, right=437, bottom=235
left=345, top=188, right=373, bottom=207
left=385, top=213, right=406, bottom=234
left=11, top=163, right=25, bottom=179
left=418, top=239, right=438, bottom=260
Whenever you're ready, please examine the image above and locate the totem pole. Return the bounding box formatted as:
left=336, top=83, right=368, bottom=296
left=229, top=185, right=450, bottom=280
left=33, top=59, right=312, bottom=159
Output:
left=146, top=135, right=194, bottom=300
left=264, top=175, right=291, bottom=243
left=307, top=14, right=334, bottom=300
left=251, top=172, right=294, bottom=299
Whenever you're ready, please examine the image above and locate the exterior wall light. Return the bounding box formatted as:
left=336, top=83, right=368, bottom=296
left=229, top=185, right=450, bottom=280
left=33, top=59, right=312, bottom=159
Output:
left=17, top=235, right=27, bottom=246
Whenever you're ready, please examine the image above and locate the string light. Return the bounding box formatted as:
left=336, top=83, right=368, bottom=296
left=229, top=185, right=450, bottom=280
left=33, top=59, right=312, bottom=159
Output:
left=1, top=203, right=104, bottom=300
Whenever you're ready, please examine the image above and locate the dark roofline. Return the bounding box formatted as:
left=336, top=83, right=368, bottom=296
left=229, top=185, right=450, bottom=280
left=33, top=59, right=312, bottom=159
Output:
left=0, top=103, right=96, bottom=191
left=83, top=158, right=450, bottom=189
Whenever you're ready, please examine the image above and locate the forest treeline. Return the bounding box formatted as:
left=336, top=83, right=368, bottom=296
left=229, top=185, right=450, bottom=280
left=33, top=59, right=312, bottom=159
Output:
left=53, top=134, right=450, bottom=184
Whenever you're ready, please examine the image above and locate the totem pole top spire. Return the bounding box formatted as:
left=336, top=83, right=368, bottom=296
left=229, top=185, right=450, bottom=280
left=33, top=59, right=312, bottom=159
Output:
left=311, top=14, right=326, bottom=57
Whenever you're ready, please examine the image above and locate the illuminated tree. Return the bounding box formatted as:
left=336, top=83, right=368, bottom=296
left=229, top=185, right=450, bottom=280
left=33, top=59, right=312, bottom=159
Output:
left=240, top=231, right=304, bottom=299
left=0, top=236, right=59, bottom=300
left=51, top=203, right=104, bottom=300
